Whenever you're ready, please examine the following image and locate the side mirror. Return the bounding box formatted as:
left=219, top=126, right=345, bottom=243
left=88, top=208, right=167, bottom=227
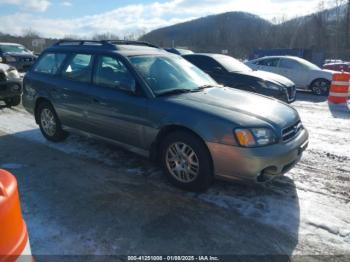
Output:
left=118, top=78, right=136, bottom=94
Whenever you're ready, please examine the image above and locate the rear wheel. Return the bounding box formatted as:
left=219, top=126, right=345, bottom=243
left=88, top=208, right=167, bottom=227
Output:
left=160, top=131, right=213, bottom=192
left=37, top=101, right=68, bottom=142
left=310, top=79, right=330, bottom=96
left=4, top=96, right=21, bottom=107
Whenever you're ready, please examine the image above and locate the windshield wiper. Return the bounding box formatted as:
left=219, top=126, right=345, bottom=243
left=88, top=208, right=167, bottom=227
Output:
left=157, top=88, right=200, bottom=96
left=197, top=84, right=216, bottom=89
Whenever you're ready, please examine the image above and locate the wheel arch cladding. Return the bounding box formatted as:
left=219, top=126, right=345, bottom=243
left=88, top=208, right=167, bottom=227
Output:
left=34, top=97, right=51, bottom=124
left=151, top=124, right=213, bottom=169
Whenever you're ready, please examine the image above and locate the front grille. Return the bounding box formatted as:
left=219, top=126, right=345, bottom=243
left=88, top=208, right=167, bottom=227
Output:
left=19, top=57, right=34, bottom=62
left=287, top=85, right=296, bottom=101
left=282, top=121, right=303, bottom=142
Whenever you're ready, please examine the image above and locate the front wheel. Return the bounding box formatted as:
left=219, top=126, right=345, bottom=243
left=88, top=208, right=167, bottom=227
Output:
left=4, top=96, right=21, bottom=107
left=310, top=79, right=330, bottom=96
left=37, top=101, right=68, bottom=142
left=160, top=131, right=213, bottom=192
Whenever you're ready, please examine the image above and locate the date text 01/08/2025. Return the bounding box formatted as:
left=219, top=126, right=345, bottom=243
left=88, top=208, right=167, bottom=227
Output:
left=127, top=256, right=220, bottom=261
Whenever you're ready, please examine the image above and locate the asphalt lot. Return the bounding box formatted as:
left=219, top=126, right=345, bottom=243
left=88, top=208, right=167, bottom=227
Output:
left=0, top=93, right=349, bottom=259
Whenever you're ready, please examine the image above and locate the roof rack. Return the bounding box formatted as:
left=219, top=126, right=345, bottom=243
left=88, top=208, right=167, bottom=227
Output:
left=53, top=39, right=158, bottom=49
left=104, top=40, right=159, bottom=48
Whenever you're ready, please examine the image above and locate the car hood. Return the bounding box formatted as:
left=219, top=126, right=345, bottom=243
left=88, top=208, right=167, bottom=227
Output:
left=166, top=87, right=299, bottom=128
left=233, top=69, right=294, bottom=86
left=0, top=62, right=11, bottom=71
left=311, top=69, right=335, bottom=80
left=246, top=70, right=295, bottom=86
left=3, top=52, right=35, bottom=58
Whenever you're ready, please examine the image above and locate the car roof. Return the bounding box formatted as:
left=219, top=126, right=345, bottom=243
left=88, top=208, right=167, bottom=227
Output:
left=324, top=62, right=350, bottom=65
left=45, top=40, right=168, bottom=57
left=0, top=42, right=23, bottom=46
left=183, top=53, right=217, bottom=57
left=256, top=55, right=304, bottom=61
left=186, top=53, right=237, bottom=57
left=165, top=48, right=193, bottom=55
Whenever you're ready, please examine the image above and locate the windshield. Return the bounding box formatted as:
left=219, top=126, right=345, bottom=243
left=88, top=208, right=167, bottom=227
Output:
left=0, top=44, right=30, bottom=54
left=129, top=55, right=217, bottom=95
left=213, top=55, right=252, bottom=72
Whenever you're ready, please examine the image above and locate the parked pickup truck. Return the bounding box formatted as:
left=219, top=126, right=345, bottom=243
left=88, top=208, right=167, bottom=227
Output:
left=0, top=42, right=37, bottom=72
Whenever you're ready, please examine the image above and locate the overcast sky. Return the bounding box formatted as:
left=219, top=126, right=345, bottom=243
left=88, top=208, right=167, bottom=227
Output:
left=0, top=0, right=338, bottom=38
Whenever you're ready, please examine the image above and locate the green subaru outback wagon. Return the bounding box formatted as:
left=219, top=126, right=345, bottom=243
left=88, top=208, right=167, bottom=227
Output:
left=23, top=40, right=309, bottom=191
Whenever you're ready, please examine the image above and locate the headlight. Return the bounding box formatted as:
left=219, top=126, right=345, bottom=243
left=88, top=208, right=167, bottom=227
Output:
left=6, top=68, right=20, bottom=80
left=4, top=55, right=16, bottom=62
left=258, top=81, right=282, bottom=91
left=10, top=84, right=21, bottom=91
left=234, top=128, right=276, bottom=147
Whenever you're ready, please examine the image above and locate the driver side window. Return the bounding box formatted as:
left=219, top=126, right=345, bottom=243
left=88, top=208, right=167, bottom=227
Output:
left=258, top=58, right=279, bottom=67
left=94, top=56, right=135, bottom=90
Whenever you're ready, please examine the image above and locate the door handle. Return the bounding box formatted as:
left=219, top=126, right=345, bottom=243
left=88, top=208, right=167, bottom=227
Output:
left=92, top=98, right=107, bottom=106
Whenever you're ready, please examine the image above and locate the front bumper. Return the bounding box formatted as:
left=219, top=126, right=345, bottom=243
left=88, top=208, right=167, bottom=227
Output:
left=207, top=128, right=309, bottom=182
left=0, top=80, right=22, bottom=99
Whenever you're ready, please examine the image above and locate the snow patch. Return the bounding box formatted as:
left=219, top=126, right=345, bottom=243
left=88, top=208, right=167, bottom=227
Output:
left=0, top=108, right=124, bottom=167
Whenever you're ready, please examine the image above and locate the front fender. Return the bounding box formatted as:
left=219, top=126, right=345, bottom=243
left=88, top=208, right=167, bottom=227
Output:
left=147, top=100, right=239, bottom=147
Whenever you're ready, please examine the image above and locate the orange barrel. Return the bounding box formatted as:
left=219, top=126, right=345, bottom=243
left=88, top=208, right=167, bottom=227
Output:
left=0, top=169, right=32, bottom=262
left=328, top=72, right=350, bottom=104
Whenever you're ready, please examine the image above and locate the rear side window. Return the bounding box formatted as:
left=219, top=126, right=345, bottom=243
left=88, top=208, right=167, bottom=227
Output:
left=258, top=58, right=279, bottom=67
left=94, top=56, right=135, bottom=89
left=279, top=59, right=302, bottom=70
left=33, top=53, right=66, bottom=74
left=62, top=54, right=93, bottom=83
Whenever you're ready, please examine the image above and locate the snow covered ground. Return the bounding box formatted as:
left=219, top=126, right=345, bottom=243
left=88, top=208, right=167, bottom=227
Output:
left=0, top=93, right=349, bottom=256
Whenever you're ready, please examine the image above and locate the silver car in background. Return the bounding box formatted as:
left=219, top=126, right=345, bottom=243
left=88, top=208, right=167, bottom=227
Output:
left=246, top=56, right=335, bottom=95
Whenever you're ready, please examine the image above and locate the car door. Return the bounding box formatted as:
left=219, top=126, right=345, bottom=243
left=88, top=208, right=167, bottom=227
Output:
left=54, top=52, right=95, bottom=130
left=277, top=58, right=309, bottom=88
left=87, top=54, right=149, bottom=147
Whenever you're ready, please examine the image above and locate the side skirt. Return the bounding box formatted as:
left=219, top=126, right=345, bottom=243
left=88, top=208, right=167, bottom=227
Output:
left=62, top=125, right=150, bottom=158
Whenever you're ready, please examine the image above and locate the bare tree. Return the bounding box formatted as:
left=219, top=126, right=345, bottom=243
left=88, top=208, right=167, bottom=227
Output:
left=92, top=33, right=120, bottom=41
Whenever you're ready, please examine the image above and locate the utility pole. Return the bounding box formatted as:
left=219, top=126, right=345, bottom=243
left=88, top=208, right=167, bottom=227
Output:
left=346, top=0, right=350, bottom=48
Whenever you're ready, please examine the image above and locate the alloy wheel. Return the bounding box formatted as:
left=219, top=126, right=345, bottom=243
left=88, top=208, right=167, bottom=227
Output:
left=312, top=80, right=328, bottom=95
left=40, top=108, right=57, bottom=137
left=165, top=142, right=199, bottom=183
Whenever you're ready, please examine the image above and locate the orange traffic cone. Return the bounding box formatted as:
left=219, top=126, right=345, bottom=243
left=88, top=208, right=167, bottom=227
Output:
left=328, top=72, right=350, bottom=104
left=0, top=169, right=32, bottom=262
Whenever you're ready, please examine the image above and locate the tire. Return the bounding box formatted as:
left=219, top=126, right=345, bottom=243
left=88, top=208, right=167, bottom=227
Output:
left=160, top=130, right=213, bottom=192
left=4, top=96, right=21, bottom=107
left=37, top=101, right=68, bottom=142
left=310, top=79, right=330, bottom=96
